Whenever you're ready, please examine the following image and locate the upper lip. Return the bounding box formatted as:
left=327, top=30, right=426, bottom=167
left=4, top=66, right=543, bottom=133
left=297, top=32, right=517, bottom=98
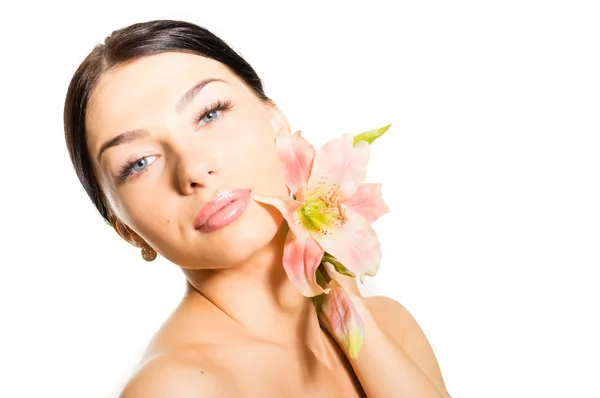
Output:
left=193, top=188, right=252, bottom=229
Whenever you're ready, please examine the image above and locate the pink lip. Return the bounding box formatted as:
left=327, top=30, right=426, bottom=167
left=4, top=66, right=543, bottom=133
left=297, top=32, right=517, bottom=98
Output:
left=194, top=189, right=252, bottom=233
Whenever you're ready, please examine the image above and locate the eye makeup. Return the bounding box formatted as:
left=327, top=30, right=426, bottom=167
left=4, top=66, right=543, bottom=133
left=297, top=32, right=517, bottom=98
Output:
left=193, top=98, right=233, bottom=126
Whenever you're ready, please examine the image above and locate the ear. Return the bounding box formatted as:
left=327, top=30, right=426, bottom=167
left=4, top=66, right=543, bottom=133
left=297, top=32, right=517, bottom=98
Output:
left=107, top=211, right=146, bottom=248
left=266, top=99, right=292, bottom=137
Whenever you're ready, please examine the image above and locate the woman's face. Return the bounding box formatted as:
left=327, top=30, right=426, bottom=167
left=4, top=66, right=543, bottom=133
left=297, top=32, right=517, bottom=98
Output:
left=86, top=52, right=289, bottom=268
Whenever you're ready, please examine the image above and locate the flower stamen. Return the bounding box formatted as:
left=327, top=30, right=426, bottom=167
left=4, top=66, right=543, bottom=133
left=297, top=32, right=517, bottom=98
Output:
left=319, top=196, right=334, bottom=207
left=314, top=191, right=348, bottom=226
left=338, top=203, right=348, bottom=224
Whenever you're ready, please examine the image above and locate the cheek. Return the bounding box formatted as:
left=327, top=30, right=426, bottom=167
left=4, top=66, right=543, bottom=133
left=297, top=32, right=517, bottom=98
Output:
left=116, top=187, right=175, bottom=241
left=245, top=138, right=288, bottom=195
left=221, top=118, right=288, bottom=196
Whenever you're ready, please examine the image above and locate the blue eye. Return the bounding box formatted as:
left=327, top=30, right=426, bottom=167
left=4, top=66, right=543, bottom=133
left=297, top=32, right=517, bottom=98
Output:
left=200, top=110, right=219, bottom=124
left=194, top=99, right=233, bottom=126
left=132, top=158, right=149, bottom=172
left=118, top=155, right=158, bottom=183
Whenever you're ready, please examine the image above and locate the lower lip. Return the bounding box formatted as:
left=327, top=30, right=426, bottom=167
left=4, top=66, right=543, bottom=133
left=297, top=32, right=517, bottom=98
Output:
left=196, top=192, right=251, bottom=233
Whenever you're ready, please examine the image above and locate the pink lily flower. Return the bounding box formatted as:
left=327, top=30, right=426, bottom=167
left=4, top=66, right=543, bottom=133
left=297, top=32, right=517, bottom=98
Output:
left=253, top=126, right=390, bottom=297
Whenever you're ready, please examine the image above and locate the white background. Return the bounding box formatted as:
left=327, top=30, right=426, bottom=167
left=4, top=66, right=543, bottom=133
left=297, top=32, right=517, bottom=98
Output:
left=0, top=1, right=598, bottom=397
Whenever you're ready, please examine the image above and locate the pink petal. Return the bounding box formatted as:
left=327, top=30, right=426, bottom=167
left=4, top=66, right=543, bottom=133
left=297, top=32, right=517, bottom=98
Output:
left=252, top=193, right=301, bottom=221
left=253, top=193, right=326, bottom=297
left=276, top=131, right=315, bottom=199
left=342, top=183, right=390, bottom=224
left=311, top=205, right=382, bottom=279
left=307, top=134, right=370, bottom=201
left=322, top=278, right=364, bottom=359
left=282, top=227, right=326, bottom=297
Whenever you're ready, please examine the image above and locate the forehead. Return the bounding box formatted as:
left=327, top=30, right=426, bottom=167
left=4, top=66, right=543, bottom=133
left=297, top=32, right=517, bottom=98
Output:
left=86, top=52, right=238, bottom=156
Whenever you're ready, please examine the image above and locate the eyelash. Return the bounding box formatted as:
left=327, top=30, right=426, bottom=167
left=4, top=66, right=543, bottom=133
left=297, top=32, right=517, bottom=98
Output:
left=193, top=98, right=233, bottom=126
left=118, top=155, right=157, bottom=184
left=117, top=99, right=233, bottom=183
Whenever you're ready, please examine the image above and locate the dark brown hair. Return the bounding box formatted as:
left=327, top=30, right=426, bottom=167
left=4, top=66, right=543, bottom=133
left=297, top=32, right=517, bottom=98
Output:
left=63, top=20, right=270, bottom=224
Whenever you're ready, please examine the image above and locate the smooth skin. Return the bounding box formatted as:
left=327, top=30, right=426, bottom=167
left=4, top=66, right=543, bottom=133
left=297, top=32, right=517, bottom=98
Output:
left=85, top=52, right=450, bottom=397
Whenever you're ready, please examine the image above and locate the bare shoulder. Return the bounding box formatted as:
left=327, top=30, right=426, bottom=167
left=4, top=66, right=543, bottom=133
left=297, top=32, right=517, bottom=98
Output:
left=364, top=295, right=450, bottom=394
left=363, top=295, right=417, bottom=345
left=118, top=353, right=234, bottom=398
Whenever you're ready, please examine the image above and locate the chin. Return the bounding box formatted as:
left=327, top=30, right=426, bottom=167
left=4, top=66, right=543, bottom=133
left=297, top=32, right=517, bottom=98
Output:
left=217, top=201, right=284, bottom=265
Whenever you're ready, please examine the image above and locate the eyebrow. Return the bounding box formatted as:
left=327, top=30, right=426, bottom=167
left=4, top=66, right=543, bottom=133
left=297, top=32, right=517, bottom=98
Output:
left=96, top=77, right=227, bottom=163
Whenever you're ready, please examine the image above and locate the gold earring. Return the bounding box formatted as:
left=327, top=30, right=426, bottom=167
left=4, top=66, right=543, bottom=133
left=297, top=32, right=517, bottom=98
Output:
left=141, top=244, right=157, bottom=262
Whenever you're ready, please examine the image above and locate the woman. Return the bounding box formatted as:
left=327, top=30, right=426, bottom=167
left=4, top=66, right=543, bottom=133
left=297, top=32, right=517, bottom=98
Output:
left=64, top=19, right=451, bottom=397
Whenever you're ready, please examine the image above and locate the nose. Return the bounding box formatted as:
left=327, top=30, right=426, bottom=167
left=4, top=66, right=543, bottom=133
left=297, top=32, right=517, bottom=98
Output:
left=173, top=143, right=219, bottom=195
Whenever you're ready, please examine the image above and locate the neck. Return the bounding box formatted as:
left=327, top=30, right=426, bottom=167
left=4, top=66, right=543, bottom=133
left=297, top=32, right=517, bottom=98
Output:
left=181, top=223, right=328, bottom=353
